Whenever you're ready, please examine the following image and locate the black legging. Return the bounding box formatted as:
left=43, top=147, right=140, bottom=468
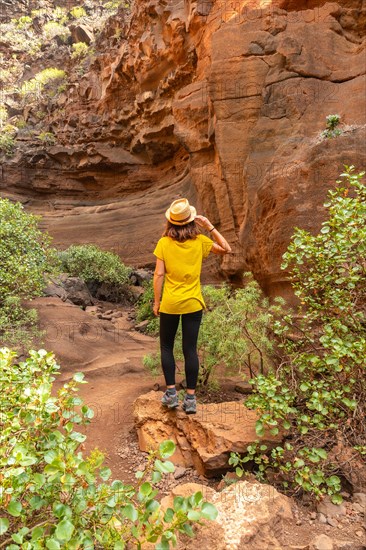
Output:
left=159, top=310, right=203, bottom=390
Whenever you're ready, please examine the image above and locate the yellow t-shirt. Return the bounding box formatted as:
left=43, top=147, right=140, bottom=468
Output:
left=153, top=234, right=213, bottom=314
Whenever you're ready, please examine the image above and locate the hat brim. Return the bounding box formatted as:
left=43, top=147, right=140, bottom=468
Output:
left=165, top=205, right=197, bottom=225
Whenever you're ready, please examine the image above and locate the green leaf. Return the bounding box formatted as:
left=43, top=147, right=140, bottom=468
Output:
left=255, top=421, right=264, bottom=437
left=187, top=509, right=201, bottom=521
left=154, top=459, right=175, bottom=474
left=173, top=496, right=186, bottom=512
left=7, top=500, right=22, bottom=517
left=316, top=448, right=327, bottom=460
left=193, top=491, right=203, bottom=506
left=140, top=482, right=152, bottom=497
left=46, top=540, right=61, bottom=550
left=146, top=499, right=159, bottom=513
left=123, top=504, right=138, bottom=522
left=55, top=519, right=74, bottom=542
left=152, top=471, right=162, bottom=483
left=159, top=440, right=176, bottom=459
left=330, top=494, right=343, bottom=505
left=182, top=523, right=195, bottom=537
left=201, top=502, right=218, bottom=521
left=326, top=475, right=341, bottom=488
left=100, top=467, right=112, bottom=481
left=0, top=518, right=9, bottom=535
left=31, top=526, right=44, bottom=541
left=73, top=372, right=85, bottom=383
left=164, top=508, right=174, bottom=523
left=155, top=539, right=170, bottom=550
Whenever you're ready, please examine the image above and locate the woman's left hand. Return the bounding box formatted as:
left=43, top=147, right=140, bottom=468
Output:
left=153, top=302, right=160, bottom=316
left=194, top=215, right=213, bottom=231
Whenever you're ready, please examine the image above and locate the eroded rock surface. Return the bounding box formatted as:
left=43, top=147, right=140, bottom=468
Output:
left=2, top=0, right=366, bottom=295
left=133, top=390, right=282, bottom=476
left=160, top=479, right=293, bottom=550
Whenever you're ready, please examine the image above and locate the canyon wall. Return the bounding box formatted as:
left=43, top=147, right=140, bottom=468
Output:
left=1, top=0, right=366, bottom=294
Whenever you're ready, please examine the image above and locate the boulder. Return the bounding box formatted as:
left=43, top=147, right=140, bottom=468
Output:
left=69, top=24, right=94, bottom=45
left=353, top=493, right=366, bottom=507
left=62, top=277, right=94, bottom=308
left=328, top=436, right=366, bottom=493
left=85, top=280, right=131, bottom=304
left=159, top=479, right=293, bottom=550
left=310, top=534, right=334, bottom=550
left=44, top=275, right=93, bottom=308
left=133, top=391, right=282, bottom=476
left=129, top=269, right=153, bottom=286
left=316, top=496, right=347, bottom=518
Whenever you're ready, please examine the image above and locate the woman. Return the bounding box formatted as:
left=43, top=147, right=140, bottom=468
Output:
left=153, top=198, right=232, bottom=414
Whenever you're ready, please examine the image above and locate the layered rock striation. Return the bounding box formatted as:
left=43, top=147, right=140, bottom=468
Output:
left=1, top=0, right=365, bottom=293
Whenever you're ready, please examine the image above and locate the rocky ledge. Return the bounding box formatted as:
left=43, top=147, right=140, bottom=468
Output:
left=133, top=390, right=282, bottom=476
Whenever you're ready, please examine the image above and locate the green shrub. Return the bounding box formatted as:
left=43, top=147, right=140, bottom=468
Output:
left=321, top=114, right=342, bottom=139
left=0, top=199, right=59, bottom=348
left=0, top=199, right=57, bottom=303
left=0, top=296, right=41, bottom=352
left=14, top=15, right=33, bottom=29
left=136, top=280, right=159, bottom=335
left=20, top=68, right=67, bottom=99
left=199, top=281, right=283, bottom=385
left=43, top=21, right=71, bottom=42
left=38, top=131, right=56, bottom=145
left=14, top=117, right=27, bottom=129
left=71, top=42, right=90, bottom=59
left=1, top=21, right=41, bottom=54
left=59, top=244, right=132, bottom=285
left=70, top=6, right=87, bottom=18
left=51, top=6, right=69, bottom=24
left=0, top=348, right=218, bottom=548
left=232, top=166, right=366, bottom=501
left=104, top=0, right=124, bottom=9
left=0, top=133, right=16, bottom=156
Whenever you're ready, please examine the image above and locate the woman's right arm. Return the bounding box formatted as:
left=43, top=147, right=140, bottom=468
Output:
left=153, top=258, right=165, bottom=316
left=195, top=215, right=232, bottom=255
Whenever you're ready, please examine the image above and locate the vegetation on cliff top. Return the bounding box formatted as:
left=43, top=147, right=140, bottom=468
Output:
left=0, top=0, right=131, bottom=156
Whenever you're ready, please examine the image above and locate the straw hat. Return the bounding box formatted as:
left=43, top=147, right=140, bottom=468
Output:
left=165, top=198, right=197, bottom=225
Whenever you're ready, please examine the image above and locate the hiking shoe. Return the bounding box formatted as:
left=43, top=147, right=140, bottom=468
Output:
left=161, top=391, right=179, bottom=409
left=182, top=395, right=196, bottom=415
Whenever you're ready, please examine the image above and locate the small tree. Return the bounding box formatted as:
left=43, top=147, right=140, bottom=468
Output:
left=233, top=166, right=366, bottom=501
left=199, top=281, right=284, bottom=385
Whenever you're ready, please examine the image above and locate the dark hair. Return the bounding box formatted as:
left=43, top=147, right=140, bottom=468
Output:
left=163, top=220, right=200, bottom=242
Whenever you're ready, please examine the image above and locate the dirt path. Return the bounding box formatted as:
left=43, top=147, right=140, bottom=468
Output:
left=79, top=369, right=160, bottom=482
left=33, top=296, right=163, bottom=482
